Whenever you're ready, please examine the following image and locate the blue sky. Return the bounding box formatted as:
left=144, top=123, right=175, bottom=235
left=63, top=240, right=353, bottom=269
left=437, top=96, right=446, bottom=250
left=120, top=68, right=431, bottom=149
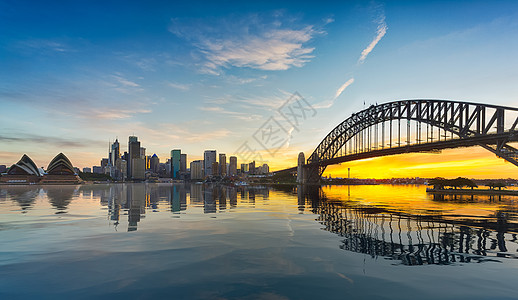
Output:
left=1, top=0, right=518, bottom=169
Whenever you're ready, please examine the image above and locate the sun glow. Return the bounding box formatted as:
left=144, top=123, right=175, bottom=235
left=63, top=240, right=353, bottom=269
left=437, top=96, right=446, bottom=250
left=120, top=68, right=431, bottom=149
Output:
left=322, top=146, right=518, bottom=179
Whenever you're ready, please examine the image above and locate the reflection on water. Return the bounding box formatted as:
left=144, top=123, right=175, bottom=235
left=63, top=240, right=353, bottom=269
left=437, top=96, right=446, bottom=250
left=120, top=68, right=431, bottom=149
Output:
left=0, top=186, right=40, bottom=212
left=299, top=185, right=518, bottom=265
left=1, top=183, right=517, bottom=261
left=71, top=184, right=266, bottom=231
left=1, top=183, right=518, bottom=299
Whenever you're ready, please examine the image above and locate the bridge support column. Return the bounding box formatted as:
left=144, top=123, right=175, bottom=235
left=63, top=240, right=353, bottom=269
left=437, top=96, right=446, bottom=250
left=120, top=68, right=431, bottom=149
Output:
left=304, top=165, right=320, bottom=185
left=297, top=152, right=305, bottom=184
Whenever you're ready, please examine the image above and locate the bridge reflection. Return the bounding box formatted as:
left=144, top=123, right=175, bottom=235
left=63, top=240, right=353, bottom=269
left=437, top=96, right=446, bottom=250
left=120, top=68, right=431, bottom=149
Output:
left=298, top=186, right=518, bottom=265
left=2, top=183, right=516, bottom=263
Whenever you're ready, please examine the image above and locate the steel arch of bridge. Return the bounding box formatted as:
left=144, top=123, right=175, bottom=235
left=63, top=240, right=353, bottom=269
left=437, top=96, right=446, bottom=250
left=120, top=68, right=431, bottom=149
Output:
left=305, top=99, right=518, bottom=182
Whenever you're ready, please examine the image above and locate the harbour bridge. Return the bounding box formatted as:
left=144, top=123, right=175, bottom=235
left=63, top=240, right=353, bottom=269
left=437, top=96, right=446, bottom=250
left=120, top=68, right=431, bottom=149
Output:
left=279, top=99, right=518, bottom=184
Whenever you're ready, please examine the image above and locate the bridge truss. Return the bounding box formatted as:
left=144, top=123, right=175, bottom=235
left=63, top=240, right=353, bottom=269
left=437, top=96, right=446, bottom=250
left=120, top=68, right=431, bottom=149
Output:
left=305, top=100, right=518, bottom=183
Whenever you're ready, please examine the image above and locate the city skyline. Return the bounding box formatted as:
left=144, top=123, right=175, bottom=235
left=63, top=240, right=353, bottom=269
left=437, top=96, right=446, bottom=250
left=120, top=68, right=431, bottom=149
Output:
left=2, top=1, right=518, bottom=178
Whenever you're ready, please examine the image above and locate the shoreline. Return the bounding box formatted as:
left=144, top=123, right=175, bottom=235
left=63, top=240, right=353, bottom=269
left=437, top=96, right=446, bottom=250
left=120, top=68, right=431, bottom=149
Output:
left=426, top=188, right=518, bottom=196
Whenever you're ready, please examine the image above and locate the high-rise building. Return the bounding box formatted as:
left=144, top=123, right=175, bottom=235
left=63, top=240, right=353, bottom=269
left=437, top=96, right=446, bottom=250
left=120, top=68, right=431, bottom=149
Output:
left=248, top=161, right=256, bottom=175
left=128, top=136, right=140, bottom=179
left=101, top=158, right=109, bottom=173
left=180, top=154, right=187, bottom=173
left=229, top=156, right=237, bottom=176
left=93, top=166, right=103, bottom=174
left=165, top=158, right=172, bottom=177
left=219, top=153, right=227, bottom=176
left=171, top=149, right=181, bottom=179
left=212, top=161, right=219, bottom=176
left=145, top=155, right=151, bottom=170
left=150, top=154, right=159, bottom=173
left=131, top=158, right=145, bottom=180
left=204, top=150, right=217, bottom=176
left=140, top=147, right=146, bottom=158
left=241, top=163, right=248, bottom=173
left=110, top=139, right=120, bottom=165
left=190, top=160, right=204, bottom=180
left=258, top=163, right=269, bottom=174
left=115, top=159, right=127, bottom=181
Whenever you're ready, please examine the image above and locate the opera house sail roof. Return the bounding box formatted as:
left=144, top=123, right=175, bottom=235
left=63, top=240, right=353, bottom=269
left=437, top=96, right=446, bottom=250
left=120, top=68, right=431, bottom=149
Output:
left=46, top=153, right=76, bottom=175
left=7, top=154, right=42, bottom=177
left=1, top=153, right=82, bottom=184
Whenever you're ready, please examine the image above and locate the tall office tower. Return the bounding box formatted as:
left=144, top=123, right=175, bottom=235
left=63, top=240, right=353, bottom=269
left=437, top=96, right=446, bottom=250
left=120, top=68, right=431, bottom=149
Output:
left=165, top=158, right=172, bottom=177
left=219, top=153, right=227, bottom=176
left=229, top=156, right=237, bottom=176
left=248, top=161, right=256, bottom=175
left=171, top=149, right=181, bottom=179
left=212, top=161, right=219, bottom=176
left=128, top=136, right=141, bottom=179
left=180, top=154, right=187, bottom=173
left=110, top=139, right=120, bottom=165
left=117, top=159, right=127, bottom=181
left=150, top=154, right=160, bottom=173
left=204, top=150, right=217, bottom=176
left=145, top=155, right=152, bottom=170
left=241, top=163, right=248, bottom=173
left=101, top=158, right=109, bottom=173
left=190, top=160, right=204, bottom=180
left=131, top=157, right=146, bottom=180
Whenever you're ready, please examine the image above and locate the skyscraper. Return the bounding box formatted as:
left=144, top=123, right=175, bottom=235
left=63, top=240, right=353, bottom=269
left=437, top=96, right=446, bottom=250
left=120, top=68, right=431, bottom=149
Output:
left=204, top=150, right=216, bottom=176
left=180, top=154, right=187, bottom=173
left=150, top=154, right=159, bottom=173
left=131, top=157, right=145, bottom=180
left=212, top=161, right=219, bottom=176
left=128, top=136, right=140, bottom=179
left=229, top=156, right=237, bottom=176
left=171, top=149, right=181, bottom=179
left=219, top=153, right=227, bottom=176
left=248, top=161, right=256, bottom=175
left=110, top=139, right=120, bottom=166
left=101, top=158, right=109, bottom=173
left=190, top=160, right=204, bottom=180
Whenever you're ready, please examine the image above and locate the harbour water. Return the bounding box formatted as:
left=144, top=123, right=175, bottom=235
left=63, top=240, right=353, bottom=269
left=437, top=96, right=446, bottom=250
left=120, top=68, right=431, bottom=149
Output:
left=1, top=183, right=517, bottom=299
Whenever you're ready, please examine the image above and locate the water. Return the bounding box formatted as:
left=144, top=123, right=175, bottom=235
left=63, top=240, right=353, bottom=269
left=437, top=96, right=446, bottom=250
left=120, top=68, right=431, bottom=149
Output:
left=1, top=183, right=517, bottom=299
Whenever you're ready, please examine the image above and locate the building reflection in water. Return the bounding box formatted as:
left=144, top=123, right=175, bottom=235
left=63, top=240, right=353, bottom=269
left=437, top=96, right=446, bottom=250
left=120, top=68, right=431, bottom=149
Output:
left=45, top=186, right=78, bottom=214
left=298, top=186, right=518, bottom=266
left=0, top=186, right=41, bottom=213
left=86, top=184, right=268, bottom=232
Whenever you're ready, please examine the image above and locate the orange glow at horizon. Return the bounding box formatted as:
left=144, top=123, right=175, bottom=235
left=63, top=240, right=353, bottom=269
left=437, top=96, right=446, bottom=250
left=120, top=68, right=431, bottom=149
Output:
left=322, top=146, right=518, bottom=179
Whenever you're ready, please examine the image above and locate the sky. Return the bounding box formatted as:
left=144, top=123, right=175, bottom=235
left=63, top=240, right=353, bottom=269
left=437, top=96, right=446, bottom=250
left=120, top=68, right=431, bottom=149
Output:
left=1, top=0, right=518, bottom=178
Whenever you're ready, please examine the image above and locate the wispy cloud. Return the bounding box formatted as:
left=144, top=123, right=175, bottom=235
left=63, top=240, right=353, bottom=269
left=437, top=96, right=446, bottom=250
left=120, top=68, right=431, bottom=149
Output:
left=84, top=107, right=152, bottom=120
left=198, top=106, right=262, bottom=121
left=109, top=74, right=144, bottom=94
left=0, top=133, right=105, bottom=148
left=169, top=14, right=327, bottom=74
left=167, top=82, right=191, bottom=91
left=112, top=75, right=139, bottom=87
left=334, top=78, right=355, bottom=100
left=203, top=90, right=292, bottom=111
left=314, top=78, right=355, bottom=109
left=16, top=39, right=70, bottom=53
left=358, top=9, right=387, bottom=64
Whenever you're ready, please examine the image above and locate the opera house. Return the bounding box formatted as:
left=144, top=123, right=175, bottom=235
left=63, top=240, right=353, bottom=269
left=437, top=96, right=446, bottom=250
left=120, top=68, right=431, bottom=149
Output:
left=0, top=153, right=82, bottom=184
